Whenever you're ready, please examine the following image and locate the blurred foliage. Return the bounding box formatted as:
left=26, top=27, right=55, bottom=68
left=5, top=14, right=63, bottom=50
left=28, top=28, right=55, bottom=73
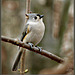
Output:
left=1, top=0, right=73, bottom=74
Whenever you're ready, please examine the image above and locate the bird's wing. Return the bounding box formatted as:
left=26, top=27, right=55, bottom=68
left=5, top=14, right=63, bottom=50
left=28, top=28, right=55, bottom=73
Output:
left=20, top=24, right=31, bottom=41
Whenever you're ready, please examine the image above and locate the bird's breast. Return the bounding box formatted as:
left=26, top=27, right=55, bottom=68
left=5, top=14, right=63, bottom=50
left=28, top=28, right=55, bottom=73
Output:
left=24, top=21, right=45, bottom=45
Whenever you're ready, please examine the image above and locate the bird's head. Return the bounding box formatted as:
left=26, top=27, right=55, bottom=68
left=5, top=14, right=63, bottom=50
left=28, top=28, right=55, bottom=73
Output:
left=25, top=13, right=44, bottom=22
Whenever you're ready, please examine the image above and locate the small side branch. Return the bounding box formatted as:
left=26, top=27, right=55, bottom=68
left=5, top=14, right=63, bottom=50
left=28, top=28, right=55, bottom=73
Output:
left=20, top=0, right=31, bottom=74
left=1, top=36, right=64, bottom=63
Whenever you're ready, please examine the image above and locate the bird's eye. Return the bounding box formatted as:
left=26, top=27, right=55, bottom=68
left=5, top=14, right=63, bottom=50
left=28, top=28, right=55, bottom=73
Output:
left=34, top=16, right=37, bottom=20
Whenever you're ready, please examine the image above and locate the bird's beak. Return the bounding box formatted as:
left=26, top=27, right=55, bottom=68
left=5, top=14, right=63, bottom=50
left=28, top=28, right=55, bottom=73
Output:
left=40, top=15, right=44, bottom=19
left=25, top=14, right=29, bottom=19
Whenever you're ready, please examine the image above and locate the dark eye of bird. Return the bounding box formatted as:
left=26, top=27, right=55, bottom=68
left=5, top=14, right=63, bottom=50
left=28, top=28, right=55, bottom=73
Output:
left=34, top=16, right=37, bottom=19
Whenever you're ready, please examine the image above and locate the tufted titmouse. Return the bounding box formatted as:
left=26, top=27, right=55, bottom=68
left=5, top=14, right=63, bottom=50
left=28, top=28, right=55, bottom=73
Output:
left=12, top=13, right=45, bottom=71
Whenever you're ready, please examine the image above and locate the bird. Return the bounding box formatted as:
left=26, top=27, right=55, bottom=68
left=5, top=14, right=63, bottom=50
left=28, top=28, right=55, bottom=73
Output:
left=12, top=13, right=45, bottom=71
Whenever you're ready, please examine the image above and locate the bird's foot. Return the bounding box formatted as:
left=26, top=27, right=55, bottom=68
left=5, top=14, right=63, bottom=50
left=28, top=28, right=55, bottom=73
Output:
left=35, top=46, right=42, bottom=52
left=27, top=42, right=34, bottom=49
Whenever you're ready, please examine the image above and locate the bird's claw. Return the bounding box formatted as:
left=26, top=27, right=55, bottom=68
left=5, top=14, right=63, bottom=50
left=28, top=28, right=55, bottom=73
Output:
left=27, top=42, right=34, bottom=49
left=35, top=46, right=42, bottom=52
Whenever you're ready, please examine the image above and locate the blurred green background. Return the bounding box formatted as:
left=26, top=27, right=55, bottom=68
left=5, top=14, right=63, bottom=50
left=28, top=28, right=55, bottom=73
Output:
left=1, top=0, right=74, bottom=74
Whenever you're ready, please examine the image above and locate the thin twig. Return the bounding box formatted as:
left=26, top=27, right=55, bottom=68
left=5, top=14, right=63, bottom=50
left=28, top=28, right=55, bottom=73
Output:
left=20, top=0, right=31, bottom=74
left=1, top=36, right=64, bottom=63
left=20, top=50, right=26, bottom=74
left=25, top=0, right=31, bottom=23
left=26, top=0, right=31, bottom=14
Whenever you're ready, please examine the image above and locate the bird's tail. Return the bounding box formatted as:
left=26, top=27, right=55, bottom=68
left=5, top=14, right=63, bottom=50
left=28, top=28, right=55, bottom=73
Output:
left=12, top=49, right=23, bottom=71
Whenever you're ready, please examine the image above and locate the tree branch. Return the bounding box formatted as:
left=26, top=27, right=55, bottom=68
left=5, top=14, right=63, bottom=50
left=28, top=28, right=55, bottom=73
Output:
left=1, top=36, right=64, bottom=63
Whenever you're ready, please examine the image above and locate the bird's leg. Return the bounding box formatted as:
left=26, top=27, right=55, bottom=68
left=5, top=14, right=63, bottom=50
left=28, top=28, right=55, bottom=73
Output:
left=35, top=46, right=42, bottom=52
left=27, top=42, right=34, bottom=49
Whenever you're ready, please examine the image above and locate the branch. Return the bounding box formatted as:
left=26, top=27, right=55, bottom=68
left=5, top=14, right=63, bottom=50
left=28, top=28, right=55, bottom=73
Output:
left=1, top=36, right=64, bottom=63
